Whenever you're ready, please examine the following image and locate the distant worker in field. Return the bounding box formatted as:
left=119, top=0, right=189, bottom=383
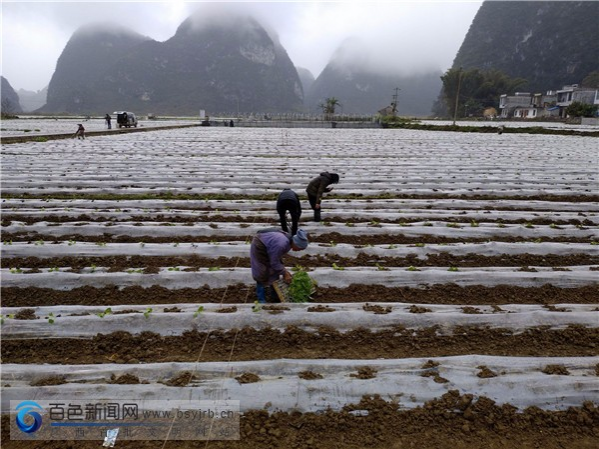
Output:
left=105, top=113, right=112, bottom=129
left=74, top=123, right=85, bottom=140
left=250, top=227, right=308, bottom=303
left=276, top=188, right=302, bottom=236
left=306, top=172, right=339, bottom=222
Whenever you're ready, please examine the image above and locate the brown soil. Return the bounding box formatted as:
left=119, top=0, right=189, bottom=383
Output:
left=13, top=308, right=37, bottom=320
left=3, top=284, right=596, bottom=308
left=2, top=230, right=595, bottom=245
left=363, top=303, right=392, bottom=314
left=3, top=392, right=598, bottom=449
left=3, top=325, right=597, bottom=365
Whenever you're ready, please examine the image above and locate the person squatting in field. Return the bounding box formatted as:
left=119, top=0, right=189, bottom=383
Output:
left=306, top=172, right=339, bottom=222
left=276, top=188, right=302, bottom=236
left=75, top=124, right=85, bottom=139
left=250, top=227, right=309, bottom=303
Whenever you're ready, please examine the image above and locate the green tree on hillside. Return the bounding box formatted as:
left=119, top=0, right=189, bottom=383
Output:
left=440, top=68, right=527, bottom=119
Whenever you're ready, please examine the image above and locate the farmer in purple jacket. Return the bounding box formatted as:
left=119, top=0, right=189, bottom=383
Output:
left=250, top=227, right=309, bottom=303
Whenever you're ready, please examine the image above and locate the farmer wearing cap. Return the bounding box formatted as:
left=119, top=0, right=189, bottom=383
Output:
left=306, top=172, right=339, bottom=222
left=276, top=188, right=302, bottom=236
left=250, top=227, right=309, bottom=303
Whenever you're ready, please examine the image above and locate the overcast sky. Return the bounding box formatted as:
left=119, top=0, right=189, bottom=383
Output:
left=2, top=1, right=483, bottom=92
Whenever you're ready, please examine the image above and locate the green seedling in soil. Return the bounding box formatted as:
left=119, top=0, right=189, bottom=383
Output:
left=525, top=223, right=534, bottom=229
left=533, top=238, right=543, bottom=243
left=47, top=313, right=55, bottom=324
left=167, top=267, right=181, bottom=272
left=399, top=222, right=411, bottom=227
left=252, top=301, right=261, bottom=313
left=414, top=243, right=425, bottom=247
left=550, top=223, right=562, bottom=229
left=210, top=240, right=220, bottom=245
left=143, top=308, right=153, bottom=319
left=345, top=222, right=355, bottom=227
left=173, top=242, right=179, bottom=247
left=68, top=240, right=76, bottom=246
left=193, top=306, right=205, bottom=318
left=329, top=241, right=337, bottom=247
left=448, top=266, right=460, bottom=272
left=128, top=268, right=144, bottom=274
left=423, top=222, right=433, bottom=227
left=49, top=267, right=60, bottom=272
left=139, top=242, right=146, bottom=247
left=3, top=240, right=12, bottom=245
left=387, top=244, right=397, bottom=249
left=591, top=241, right=599, bottom=245
left=406, top=266, right=421, bottom=272
left=288, top=270, right=318, bottom=303
left=34, top=240, right=45, bottom=246
left=90, top=264, right=97, bottom=273
left=376, top=264, right=389, bottom=271
left=497, top=223, right=506, bottom=228
left=577, top=224, right=588, bottom=230
left=446, top=223, right=460, bottom=228
left=96, top=242, right=107, bottom=247
left=368, top=220, right=381, bottom=227
left=97, top=307, right=112, bottom=318
left=208, top=266, right=221, bottom=271
left=0, top=314, right=15, bottom=325
left=470, top=220, right=479, bottom=227
left=291, top=264, right=307, bottom=272
left=10, top=267, right=23, bottom=274
left=332, top=263, right=344, bottom=271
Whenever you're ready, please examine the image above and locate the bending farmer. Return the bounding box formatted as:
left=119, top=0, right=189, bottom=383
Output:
left=276, top=188, right=302, bottom=236
left=306, top=172, right=339, bottom=222
left=250, top=228, right=308, bottom=303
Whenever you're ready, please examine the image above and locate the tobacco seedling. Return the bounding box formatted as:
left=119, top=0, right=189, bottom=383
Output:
left=329, top=241, right=337, bottom=247
left=143, top=308, right=153, bottom=319
left=97, top=307, right=113, bottom=318
left=470, top=220, right=479, bottom=227
left=406, top=266, right=421, bottom=271
left=193, top=306, right=205, bottom=318
left=3, top=240, right=12, bottom=245
left=448, top=266, right=460, bottom=272
left=376, top=264, right=389, bottom=271
left=47, top=313, right=55, bottom=324
left=167, top=267, right=181, bottom=272
left=10, top=267, right=23, bottom=274
left=208, top=266, right=221, bottom=271
left=525, top=223, right=534, bottom=229
left=288, top=270, right=318, bottom=303
left=0, top=314, right=15, bottom=325
left=252, top=301, right=261, bottom=313
left=332, top=263, right=344, bottom=271
left=414, top=243, right=425, bottom=247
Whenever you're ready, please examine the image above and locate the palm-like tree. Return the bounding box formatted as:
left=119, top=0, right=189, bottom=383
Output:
left=319, top=97, right=341, bottom=120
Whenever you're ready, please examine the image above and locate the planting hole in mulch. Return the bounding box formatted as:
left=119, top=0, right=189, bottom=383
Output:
left=307, top=305, right=336, bottom=312
left=14, top=308, right=37, bottom=320
left=542, top=364, right=570, bottom=375
left=235, top=373, right=261, bottom=384
left=409, top=305, right=432, bottom=313
left=30, top=375, right=67, bottom=386
left=477, top=365, right=498, bottom=378
left=363, top=303, right=392, bottom=314
left=108, top=373, right=141, bottom=384
left=350, top=367, right=377, bottom=380
left=216, top=306, right=238, bottom=313
left=298, top=370, right=324, bottom=380
left=163, top=371, right=198, bottom=386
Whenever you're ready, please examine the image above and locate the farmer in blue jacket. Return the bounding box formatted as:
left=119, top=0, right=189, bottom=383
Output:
left=250, top=227, right=308, bottom=303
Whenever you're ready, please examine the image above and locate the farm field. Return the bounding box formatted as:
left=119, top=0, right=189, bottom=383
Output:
left=1, top=126, right=598, bottom=448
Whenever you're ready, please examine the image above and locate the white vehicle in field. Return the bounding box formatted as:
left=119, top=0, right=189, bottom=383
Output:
left=114, top=111, right=138, bottom=128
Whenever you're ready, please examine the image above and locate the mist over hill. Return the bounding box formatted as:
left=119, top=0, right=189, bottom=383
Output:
left=40, top=12, right=303, bottom=115
left=304, top=39, right=442, bottom=117
left=453, top=1, right=599, bottom=92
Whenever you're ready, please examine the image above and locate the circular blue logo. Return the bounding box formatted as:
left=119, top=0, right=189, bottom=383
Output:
left=15, top=401, right=43, bottom=433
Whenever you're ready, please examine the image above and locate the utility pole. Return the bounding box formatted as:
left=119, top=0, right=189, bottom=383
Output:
left=391, top=87, right=400, bottom=117
left=452, top=67, right=462, bottom=125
